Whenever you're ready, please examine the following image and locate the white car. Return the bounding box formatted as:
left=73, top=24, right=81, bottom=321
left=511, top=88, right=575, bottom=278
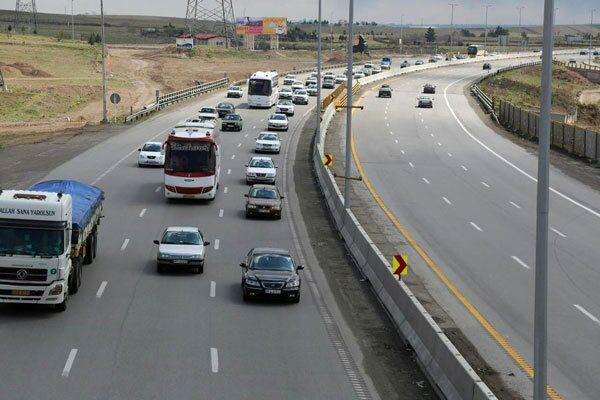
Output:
left=268, top=113, right=289, bottom=131
left=279, top=87, right=294, bottom=100
left=246, top=156, right=277, bottom=184
left=292, top=89, right=309, bottom=105
left=363, top=62, right=374, bottom=69
left=415, top=60, right=425, bottom=65
left=199, top=107, right=219, bottom=121
left=353, top=71, right=365, bottom=79
left=276, top=99, right=295, bottom=116
left=362, top=67, right=372, bottom=76
left=372, top=65, right=382, bottom=74
left=283, top=74, right=296, bottom=85
left=154, top=227, right=209, bottom=274
left=306, top=84, right=318, bottom=96
left=255, top=132, right=282, bottom=154
left=488, top=52, right=498, bottom=57
left=227, top=85, right=243, bottom=98
left=305, top=77, right=317, bottom=86
left=138, top=141, right=164, bottom=167
left=291, top=81, right=304, bottom=91
left=324, top=71, right=336, bottom=79
left=335, top=75, right=347, bottom=84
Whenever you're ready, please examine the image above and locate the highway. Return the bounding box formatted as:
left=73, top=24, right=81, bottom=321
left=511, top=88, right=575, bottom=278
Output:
left=350, top=55, right=600, bottom=399
left=0, top=68, right=373, bottom=399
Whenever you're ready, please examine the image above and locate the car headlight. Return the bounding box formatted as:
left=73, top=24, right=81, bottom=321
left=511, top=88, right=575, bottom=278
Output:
left=49, top=283, right=65, bottom=295
left=271, top=205, right=281, bottom=210
left=267, top=173, right=276, bottom=177
left=247, top=204, right=257, bottom=209
left=189, top=254, right=203, bottom=260
left=245, top=277, right=261, bottom=287
left=159, top=252, right=172, bottom=259
left=286, top=278, right=300, bottom=288
left=247, top=172, right=256, bottom=177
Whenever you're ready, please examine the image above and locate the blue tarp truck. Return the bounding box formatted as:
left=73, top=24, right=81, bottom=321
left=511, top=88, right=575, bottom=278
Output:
left=381, top=56, right=392, bottom=69
left=0, top=180, right=104, bottom=311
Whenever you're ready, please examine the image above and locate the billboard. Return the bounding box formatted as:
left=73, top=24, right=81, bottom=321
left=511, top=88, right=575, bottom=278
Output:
left=235, top=17, right=287, bottom=35
left=176, top=37, right=194, bottom=49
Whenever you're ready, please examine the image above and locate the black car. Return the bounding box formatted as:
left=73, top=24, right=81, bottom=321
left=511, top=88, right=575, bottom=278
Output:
left=378, top=86, right=392, bottom=98
left=221, top=113, right=243, bottom=131
left=240, top=248, right=303, bottom=303
left=216, top=102, right=235, bottom=118
left=483, top=63, right=492, bottom=70
left=594, top=50, right=599, bottom=56
left=579, top=50, right=588, bottom=55
left=400, top=60, right=410, bottom=68
left=423, top=83, right=436, bottom=94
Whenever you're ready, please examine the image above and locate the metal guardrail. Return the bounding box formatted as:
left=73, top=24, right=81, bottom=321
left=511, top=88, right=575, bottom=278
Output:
left=125, top=78, right=230, bottom=123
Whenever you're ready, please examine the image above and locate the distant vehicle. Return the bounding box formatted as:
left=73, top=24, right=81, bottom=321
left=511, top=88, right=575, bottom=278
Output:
left=322, top=78, right=335, bottom=89
left=199, top=106, right=219, bottom=121
left=154, top=227, right=209, bottom=274
left=335, top=74, right=347, bottom=84
left=227, top=85, right=243, bottom=98
left=246, top=157, right=277, bottom=184
left=164, top=126, right=220, bottom=200
left=361, top=67, right=373, bottom=76
left=215, top=102, right=235, bottom=118
left=138, top=141, right=165, bottom=167
left=306, top=84, right=319, bottom=96
left=415, top=60, right=425, bottom=65
left=292, top=89, right=309, bottom=105
left=283, top=74, right=296, bottom=85
left=593, top=50, right=599, bottom=56
left=221, top=113, right=243, bottom=131
left=433, top=54, right=444, bottom=61
left=417, top=95, right=433, bottom=108
left=428, top=57, right=438, bottom=63
left=483, top=63, right=492, bottom=70
left=363, top=62, right=374, bottom=69
left=423, top=83, right=436, bottom=94
left=244, top=186, right=284, bottom=219
left=276, top=99, right=295, bottom=116
left=467, top=45, right=483, bottom=58
left=580, top=50, right=588, bottom=55
left=488, top=52, right=498, bottom=56
left=255, top=132, right=282, bottom=154
left=378, top=85, right=392, bottom=98
left=305, top=77, right=317, bottom=86
left=456, top=53, right=468, bottom=59
left=324, top=71, right=336, bottom=79
left=568, top=58, right=577, bottom=64
left=249, top=70, right=279, bottom=108
left=353, top=71, right=366, bottom=79
left=267, top=113, right=289, bottom=131
left=279, top=87, right=294, bottom=100
left=372, top=65, right=382, bottom=74
left=400, top=60, right=410, bottom=68
left=532, top=49, right=541, bottom=53
left=240, top=247, right=303, bottom=302
left=0, top=180, right=104, bottom=311
left=291, top=81, right=304, bottom=91
left=381, top=56, right=392, bottom=69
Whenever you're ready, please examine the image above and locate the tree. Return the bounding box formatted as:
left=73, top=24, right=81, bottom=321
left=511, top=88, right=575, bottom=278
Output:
left=56, top=31, right=65, bottom=42
left=88, top=33, right=96, bottom=45
left=7, top=25, right=11, bottom=32
left=338, top=34, right=346, bottom=41
left=425, top=27, right=436, bottom=43
left=460, top=29, right=475, bottom=37
left=95, top=33, right=102, bottom=43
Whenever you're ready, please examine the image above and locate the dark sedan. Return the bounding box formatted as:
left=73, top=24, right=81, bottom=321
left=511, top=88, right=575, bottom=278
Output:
left=221, top=113, right=243, bottom=131
left=423, top=83, right=436, bottom=94
left=378, top=86, right=392, bottom=98
left=240, top=248, right=303, bottom=303
left=245, top=184, right=283, bottom=219
left=216, top=102, right=235, bottom=118
left=483, top=63, right=492, bottom=70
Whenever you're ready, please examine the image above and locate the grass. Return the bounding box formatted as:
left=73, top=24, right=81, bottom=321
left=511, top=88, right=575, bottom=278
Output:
left=480, top=64, right=600, bottom=130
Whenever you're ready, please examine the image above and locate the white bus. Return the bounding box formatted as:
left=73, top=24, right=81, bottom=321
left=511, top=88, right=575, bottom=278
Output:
left=248, top=71, right=279, bottom=108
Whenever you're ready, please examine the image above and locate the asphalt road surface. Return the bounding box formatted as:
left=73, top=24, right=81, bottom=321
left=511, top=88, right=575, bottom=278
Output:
left=351, top=54, right=599, bottom=400
left=0, top=68, right=378, bottom=400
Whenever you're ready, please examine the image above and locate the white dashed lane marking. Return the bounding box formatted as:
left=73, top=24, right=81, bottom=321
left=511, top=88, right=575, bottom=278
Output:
left=210, top=281, right=216, bottom=298
left=470, top=222, right=483, bottom=232
left=139, top=208, right=147, bottom=218
left=481, top=182, right=490, bottom=188
left=224, top=187, right=228, bottom=194
left=227, top=169, right=231, bottom=175
left=218, top=209, right=224, bottom=218
left=214, top=239, right=220, bottom=250
left=461, top=165, right=468, bottom=171
left=511, top=256, right=530, bottom=270
left=211, top=348, right=219, bottom=373
left=574, top=304, right=600, bottom=326
left=120, top=239, right=130, bottom=251
left=62, top=349, right=78, bottom=377
left=442, top=197, right=452, bottom=205
left=510, top=201, right=521, bottom=209
left=409, top=162, right=414, bottom=168
left=551, top=228, right=567, bottom=238
left=447, top=152, right=453, bottom=157
left=96, top=281, right=108, bottom=298
left=422, top=178, right=430, bottom=184
left=231, top=155, right=236, bottom=160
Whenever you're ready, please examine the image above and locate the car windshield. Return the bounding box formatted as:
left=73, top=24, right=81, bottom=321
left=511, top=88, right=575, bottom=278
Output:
left=224, top=114, right=240, bottom=120
left=282, top=88, right=292, bottom=93
left=217, top=103, right=232, bottom=109
left=0, top=227, right=65, bottom=257
left=278, top=100, right=292, bottom=105
left=142, top=143, right=162, bottom=152
left=250, top=254, right=294, bottom=271
left=295, top=90, right=307, bottom=95
left=200, top=108, right=215, bottom=113
left=258, top=134, right=278, bottom=141
left=161, top=230, right=201, bottom=245
left=271, top=114, right=286, bottom=120
left=250, top=158, right=274, bottom=168
left=250, top=187, right=279, bottom=199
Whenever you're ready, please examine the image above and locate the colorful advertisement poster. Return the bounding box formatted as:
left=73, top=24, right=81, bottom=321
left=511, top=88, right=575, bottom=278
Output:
left=263, top=17, right=287, bottom=35
left=235, top=17, right=263, bottom=34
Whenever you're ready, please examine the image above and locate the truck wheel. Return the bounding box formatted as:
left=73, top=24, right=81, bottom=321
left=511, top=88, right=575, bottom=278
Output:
left=54, top=299, right=67, bottom=312
left=69, top=258, right=82, bottom=294
left=92, top=229, right=98, bottom=259
left=84, top=236, right=94, bottom=265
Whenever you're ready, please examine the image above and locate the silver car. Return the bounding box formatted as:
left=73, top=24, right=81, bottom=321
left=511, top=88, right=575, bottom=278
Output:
left=154, top=227, right=210, bottom=274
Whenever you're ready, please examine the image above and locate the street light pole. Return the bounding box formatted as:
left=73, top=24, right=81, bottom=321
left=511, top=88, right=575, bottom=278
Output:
left=316, top=0, right=322, bottom=145
left=100, top=0, right=108, bottom=124
left=590, top=9, right=596, bottom=65
left=400, top=14, right=403, bottom=55
left=449, top=3, right=458, bottom=57
left=518, top=6, right=525, bottom=52
left=534, top=0, right=555, bottom=399
left=71, top=0, right=75, bottom=41
left=344, top=0, right=354, bottom=209
left=483, top=5, right=492, bottom=58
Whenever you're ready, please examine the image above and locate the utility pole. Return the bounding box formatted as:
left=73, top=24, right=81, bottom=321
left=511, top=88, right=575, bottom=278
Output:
left=71, top=0, right=75, bottom=41
left=517, top=6, right=525, bottom=52
left=330, top=11, right=334, bottom=54
left=316, top=0, right=322, bottom=145
left=400, top=14, right=403, bottom=55
left=590, top=9, right=596, bottom=65
left=100, top=0, right=108, bottom=124
left=449, top=3, right=458, bottom=56
left=483, top=5, right=492, bottom=58
left=344, top=0, right=354, bottom=209
left=534, top=0, right=554, bottom=398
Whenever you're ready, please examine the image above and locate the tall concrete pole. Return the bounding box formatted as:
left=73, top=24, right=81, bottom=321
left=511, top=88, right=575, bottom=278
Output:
left=71, top=0, right=75, bottom=41
left=449, top=3, right=458, bottom=56
left=100, top=0, right=108, bottom=124
left=400, top=14, right=403, bottom=55
left=518, top=6, right=524, bottom=52
left=344, top=0, right=354, bottom=209
left=534, top=0, right=554, bottom=399
left=483, top=5, right=491, bottom=58
left=590, top=9, right=596, bottom=65
left=316, top=0, right=322, bottom=145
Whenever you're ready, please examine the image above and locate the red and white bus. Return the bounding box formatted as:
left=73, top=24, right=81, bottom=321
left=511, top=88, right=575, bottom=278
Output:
left=163, top=126, right=220, bottom=200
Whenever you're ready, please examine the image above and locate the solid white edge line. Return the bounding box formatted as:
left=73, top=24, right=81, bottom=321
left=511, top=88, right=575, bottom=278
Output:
left=120, top=238, right=129, bottom=251
left=469, top=222, right=483, bottom=232
left=510, top=201, right=521, bottom=209
left=96, top=281, right=108, bottom=298
left=214, top=239, right=220, bottom=250
left=442, top=196, right=452, bottom=205
left=511, top=256, right=531, bottom=269
left=574, top=304, right=600, bottom=325
left=139, top=208, right=147, bottom=218
left=210, top=281, right=216, bottom=298
left=62, top=349, right=78, bottom=377
left=210, top=348, right=219, bottom=373
left=551, top=227, right=567, bottom=238
left=444, top=74, right=600, bottom=220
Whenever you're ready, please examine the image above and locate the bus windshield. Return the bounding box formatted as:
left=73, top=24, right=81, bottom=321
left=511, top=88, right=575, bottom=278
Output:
left=249, top=79, right=272, bottom=96
left=0, top=227, right=65, bottom=257
left=467, top=45, right=478, bottom=56
left=165, top=141, right=216, bottom=173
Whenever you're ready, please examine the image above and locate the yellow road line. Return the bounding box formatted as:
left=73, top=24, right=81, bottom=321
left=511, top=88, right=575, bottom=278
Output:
left=348, top=84, right=562, bottom=400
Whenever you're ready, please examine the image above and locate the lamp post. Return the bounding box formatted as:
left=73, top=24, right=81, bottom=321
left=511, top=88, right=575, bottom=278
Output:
left=344, top=0, right=354, bottom=209
left=71, top=0, right=75, bottom=41
left=315, top=0, right=322, bottom=144
left=449, top=3, right=458, bottom=57
left=517, top=6, right=525, bottom=52
left=400, top=14, right=403, bottom=55
left=590, top=9, right=596, bottom=65
left=100, top=0, right=108, bottom=124
left=483, top=4, right=492, bottom=58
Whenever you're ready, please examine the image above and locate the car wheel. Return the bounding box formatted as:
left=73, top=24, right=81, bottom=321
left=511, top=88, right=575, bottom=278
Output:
left=54, top=298, right=67, bottom=312
left=196, top=263, right=204, bottom=274
left=276, top=214, right=282, bottom=220
left=243, top=290, right=250, bottom=302
left=245, top=210, right=251, bottom=218
left=157, top=264, right=165, bottom=274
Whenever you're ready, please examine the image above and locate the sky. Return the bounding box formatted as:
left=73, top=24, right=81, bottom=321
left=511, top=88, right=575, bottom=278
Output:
left=1, top=0, right=596, bottom=26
